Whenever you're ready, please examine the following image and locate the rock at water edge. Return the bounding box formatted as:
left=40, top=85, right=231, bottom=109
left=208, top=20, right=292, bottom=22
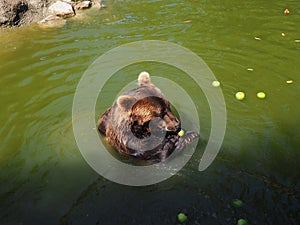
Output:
left=48, top=1, right=75, bottom=18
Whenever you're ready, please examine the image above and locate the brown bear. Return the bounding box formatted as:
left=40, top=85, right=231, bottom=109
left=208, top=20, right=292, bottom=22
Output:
left=98, top=72, right=199, bottom=162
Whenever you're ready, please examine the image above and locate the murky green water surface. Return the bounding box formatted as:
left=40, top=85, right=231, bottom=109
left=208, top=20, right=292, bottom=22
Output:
left=1, top=0, right=299, bottom=224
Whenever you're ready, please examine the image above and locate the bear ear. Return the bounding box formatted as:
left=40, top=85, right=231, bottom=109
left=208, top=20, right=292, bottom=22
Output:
left=117, top=95, right=137, bottom=111
left=138, top=71, right=151, bottom=86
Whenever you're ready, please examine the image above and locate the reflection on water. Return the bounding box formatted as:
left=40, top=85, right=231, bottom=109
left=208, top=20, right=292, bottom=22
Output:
left=0, top=0, right=299, bottom=224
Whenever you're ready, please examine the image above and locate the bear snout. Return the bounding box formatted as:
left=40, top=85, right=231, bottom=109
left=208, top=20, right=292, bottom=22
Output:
left=163, top=112, right=180, bottom=132
left=165, top=122, right=181, bottom=132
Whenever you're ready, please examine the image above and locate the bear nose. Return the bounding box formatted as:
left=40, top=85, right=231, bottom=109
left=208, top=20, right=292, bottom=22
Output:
left=166, top=122, right=180, bottom=132
left=168, top=121, right=181, bottom=131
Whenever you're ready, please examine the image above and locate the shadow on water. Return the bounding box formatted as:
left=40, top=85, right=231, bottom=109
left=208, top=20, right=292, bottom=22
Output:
left=59, top=140, right=300, bottom=225
left=1, top=141, right=299, bottom=225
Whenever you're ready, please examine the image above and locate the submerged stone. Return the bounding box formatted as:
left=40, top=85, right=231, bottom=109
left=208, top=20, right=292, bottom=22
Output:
left=38, top=14, right=66, bottom=28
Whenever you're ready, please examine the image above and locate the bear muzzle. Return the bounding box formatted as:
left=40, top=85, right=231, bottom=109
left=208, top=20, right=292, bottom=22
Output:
left=162, top=112, right=180, bottom=132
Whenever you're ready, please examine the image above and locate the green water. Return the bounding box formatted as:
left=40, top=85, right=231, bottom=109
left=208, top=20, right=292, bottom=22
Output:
left=1, top=0, right=299, bottom=224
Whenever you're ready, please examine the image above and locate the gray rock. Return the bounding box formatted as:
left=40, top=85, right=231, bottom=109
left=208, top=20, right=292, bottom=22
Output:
left=0, top=0, right=48, bottom=27
left=74, top=1, right=92, bottom=10
left=0, top=0, right=104, bottom=28
left=48, top=1, right=75, bottom=18
left=0, top=16, right=9, bottom=24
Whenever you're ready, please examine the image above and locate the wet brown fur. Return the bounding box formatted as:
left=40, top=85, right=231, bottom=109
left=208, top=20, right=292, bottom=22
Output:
left=98, top=72, right=199, bottom=161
